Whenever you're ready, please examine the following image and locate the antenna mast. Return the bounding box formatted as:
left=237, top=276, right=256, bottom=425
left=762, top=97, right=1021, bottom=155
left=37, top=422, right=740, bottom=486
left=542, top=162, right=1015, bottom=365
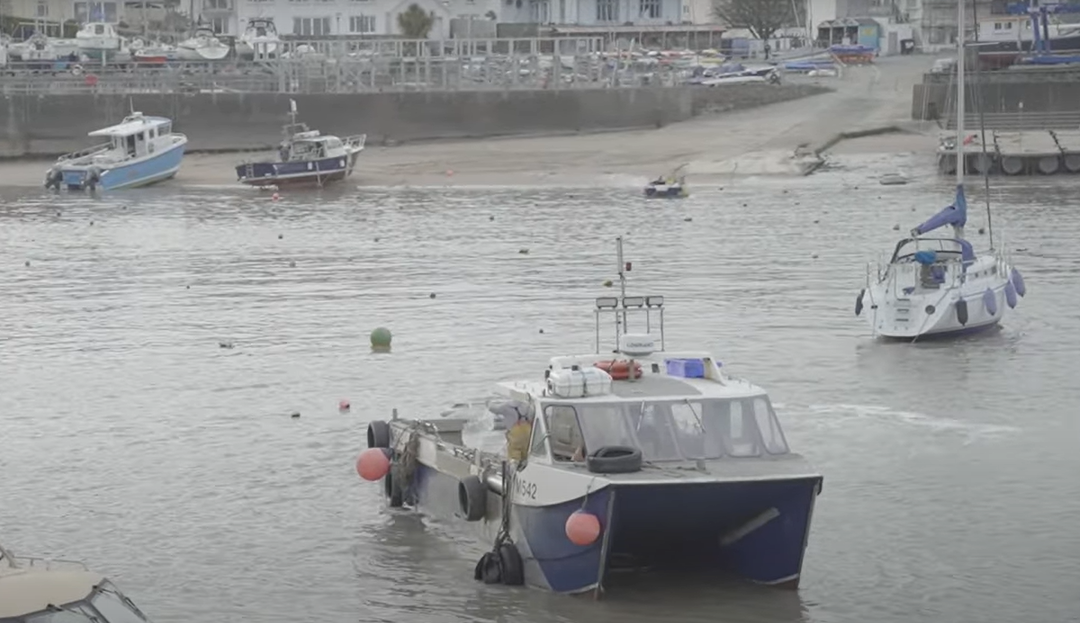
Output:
left=616, top=235, right=627, bottom=339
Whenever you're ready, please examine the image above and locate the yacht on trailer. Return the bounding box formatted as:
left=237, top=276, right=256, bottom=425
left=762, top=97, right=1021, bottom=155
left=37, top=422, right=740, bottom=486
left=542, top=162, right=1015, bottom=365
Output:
left=357, top=236, right=823, bottom=595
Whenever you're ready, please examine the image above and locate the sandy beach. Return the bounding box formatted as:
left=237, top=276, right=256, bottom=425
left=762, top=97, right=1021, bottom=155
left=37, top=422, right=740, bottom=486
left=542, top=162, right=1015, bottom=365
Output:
left=1, top=56, right=938, bottom=189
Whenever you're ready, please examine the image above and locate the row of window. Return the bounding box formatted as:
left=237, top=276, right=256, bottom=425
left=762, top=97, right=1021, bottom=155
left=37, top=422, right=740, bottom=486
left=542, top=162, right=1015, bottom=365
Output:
left=291, top=14, right=375, bottom=34
left=534, top=397, right=789, bottom=463
left=595, top=0, right=663, bottom=22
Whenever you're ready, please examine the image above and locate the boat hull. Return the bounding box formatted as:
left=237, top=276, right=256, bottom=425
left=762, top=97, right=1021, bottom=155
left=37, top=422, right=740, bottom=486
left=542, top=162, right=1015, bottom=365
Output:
left=645, top=185, right=686, bottom=198
left=861, top=279, right=1010, bottom=340
left=58, top=139, right=186, bottom=191
left=236, top=151, right=360, bottom=187
left=406, top=461, right=820, bottom=594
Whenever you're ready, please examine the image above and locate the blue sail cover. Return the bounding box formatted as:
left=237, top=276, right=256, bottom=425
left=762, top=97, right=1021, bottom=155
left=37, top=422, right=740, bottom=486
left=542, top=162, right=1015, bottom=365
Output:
left=914, top=185, right=968, bottom=235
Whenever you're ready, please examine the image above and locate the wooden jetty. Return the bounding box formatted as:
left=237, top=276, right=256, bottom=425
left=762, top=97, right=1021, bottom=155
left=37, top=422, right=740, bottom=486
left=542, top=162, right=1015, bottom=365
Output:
left=938, top=129, right=1080, bottom=176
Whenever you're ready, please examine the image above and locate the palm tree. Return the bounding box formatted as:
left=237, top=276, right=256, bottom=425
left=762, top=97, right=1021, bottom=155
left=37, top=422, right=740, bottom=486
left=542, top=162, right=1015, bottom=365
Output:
left=397, top=3, right=434, bottom=39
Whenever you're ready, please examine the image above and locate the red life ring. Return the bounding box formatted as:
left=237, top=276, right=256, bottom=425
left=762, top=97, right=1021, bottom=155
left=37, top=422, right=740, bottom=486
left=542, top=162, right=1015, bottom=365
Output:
left=594, top=360, right=643, bottom=381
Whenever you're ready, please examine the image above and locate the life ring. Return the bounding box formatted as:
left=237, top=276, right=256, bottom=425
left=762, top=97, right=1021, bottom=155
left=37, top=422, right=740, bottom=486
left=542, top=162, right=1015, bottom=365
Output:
left=594, top=359, right=642, bottom=380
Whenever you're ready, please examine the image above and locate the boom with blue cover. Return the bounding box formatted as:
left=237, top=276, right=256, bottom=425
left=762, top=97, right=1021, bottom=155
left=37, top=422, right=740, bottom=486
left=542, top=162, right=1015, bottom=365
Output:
left=913, top=185, right=968, bottom=236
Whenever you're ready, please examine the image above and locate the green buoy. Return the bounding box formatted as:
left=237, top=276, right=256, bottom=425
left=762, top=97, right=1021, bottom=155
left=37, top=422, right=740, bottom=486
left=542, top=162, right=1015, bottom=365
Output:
left=370, top=327, right=392, bottom=349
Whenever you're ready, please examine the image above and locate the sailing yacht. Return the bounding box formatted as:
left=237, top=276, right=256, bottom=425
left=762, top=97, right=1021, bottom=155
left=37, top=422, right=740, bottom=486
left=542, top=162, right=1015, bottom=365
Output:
left=855, top=5, right=1026, bottom=340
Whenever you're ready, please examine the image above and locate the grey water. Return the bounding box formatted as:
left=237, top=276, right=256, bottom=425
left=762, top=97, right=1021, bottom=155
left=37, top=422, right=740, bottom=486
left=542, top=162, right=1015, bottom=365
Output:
left=2, top=158, right=1079, bottom=623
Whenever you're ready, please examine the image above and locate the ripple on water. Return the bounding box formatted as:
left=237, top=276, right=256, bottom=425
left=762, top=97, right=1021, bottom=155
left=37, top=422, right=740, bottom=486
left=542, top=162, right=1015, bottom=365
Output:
left=1, top=171, right=1079, bottom=623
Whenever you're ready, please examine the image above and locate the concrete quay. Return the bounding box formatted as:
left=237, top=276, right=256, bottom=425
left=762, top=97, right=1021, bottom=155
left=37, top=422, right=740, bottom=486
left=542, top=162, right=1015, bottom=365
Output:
left=0, top=84, right=829, bottom=158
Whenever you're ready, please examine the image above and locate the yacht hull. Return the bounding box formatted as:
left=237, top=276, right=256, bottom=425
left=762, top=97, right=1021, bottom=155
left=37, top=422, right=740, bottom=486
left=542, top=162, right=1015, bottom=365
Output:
left=861, top=280, right=1009, bottom=340
left=405, top=461, right=821, bottom=594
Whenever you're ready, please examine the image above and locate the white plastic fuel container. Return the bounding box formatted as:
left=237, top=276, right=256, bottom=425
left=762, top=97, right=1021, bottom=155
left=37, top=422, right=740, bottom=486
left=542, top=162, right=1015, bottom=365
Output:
left=546, top=367, right=613, bottom=398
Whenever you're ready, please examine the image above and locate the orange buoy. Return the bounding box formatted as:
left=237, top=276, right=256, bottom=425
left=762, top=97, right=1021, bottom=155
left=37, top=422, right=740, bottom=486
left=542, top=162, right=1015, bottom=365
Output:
left=339, top=399, right=351, bottom=411
left=565, top=510, right=601, bottom=546
left=594, top=359, right=643, bottom=381
left=356, top=447, right=391, bottom=481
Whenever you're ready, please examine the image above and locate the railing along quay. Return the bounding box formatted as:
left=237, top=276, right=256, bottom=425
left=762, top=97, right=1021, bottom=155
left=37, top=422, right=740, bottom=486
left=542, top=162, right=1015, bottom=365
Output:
left=0, top=57, right=683, bottom=94
left=0, top=35, right=689, bottom=94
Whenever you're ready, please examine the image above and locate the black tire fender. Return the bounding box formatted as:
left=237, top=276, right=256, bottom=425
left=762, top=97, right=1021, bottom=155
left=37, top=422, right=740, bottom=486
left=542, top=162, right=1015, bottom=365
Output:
left=367, top=420, right=390, bottom=449
left=586, top=445, right=643, bottom=474
left=458, top=475, right=487, bottom=522
left=383, top=468, right=403, bottom=508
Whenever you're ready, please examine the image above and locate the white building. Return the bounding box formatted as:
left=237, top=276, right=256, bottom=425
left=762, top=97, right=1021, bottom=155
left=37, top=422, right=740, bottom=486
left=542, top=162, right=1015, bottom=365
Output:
left=194, top=0, right=498, bottom=38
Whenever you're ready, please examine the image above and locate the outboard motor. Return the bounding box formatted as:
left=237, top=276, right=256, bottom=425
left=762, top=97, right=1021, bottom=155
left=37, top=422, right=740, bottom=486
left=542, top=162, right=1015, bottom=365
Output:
left=85, top=167, right=102, bottom=191
left=44, top=167, right=63, bottom=191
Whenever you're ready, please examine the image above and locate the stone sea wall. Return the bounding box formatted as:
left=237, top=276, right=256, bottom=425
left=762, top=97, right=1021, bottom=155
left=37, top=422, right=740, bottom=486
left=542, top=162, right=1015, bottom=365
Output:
left=1, top=84, right=830, bottom=158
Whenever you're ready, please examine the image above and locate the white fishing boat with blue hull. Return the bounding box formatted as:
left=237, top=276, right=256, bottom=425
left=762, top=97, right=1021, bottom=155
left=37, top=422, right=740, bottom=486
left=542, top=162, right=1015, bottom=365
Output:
left=45, top=112, right=187, bottom=192
left=855, top=0, right=1025, bottom=340
left=358, top=237, right=823, bottom=595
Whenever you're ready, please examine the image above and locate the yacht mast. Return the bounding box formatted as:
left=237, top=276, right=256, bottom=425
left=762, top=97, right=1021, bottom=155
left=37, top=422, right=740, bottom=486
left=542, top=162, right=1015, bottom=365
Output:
left=954, top=0, right=967, bottom=240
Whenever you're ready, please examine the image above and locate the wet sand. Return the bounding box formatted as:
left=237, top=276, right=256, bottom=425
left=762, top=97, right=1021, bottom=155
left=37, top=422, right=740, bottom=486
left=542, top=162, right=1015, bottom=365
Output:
left=1, top=56, right=937, bottom=189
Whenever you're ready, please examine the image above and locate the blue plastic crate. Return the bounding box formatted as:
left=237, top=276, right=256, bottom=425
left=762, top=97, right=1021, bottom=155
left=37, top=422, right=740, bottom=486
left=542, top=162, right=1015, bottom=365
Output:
left=665, top=358, right=705, bottom=379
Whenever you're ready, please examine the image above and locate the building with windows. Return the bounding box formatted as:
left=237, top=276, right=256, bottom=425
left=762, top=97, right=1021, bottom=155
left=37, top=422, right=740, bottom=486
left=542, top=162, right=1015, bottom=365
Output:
left=188, top=0, right=496, bottom=38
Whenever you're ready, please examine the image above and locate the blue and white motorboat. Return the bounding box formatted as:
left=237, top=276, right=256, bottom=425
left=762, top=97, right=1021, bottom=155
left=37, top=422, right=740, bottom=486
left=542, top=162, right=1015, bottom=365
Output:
left=45, top=112, right=187, bottom=191
left=689, top=62, right=781, bottom=86
left=236, top=100, right=366, bottom=188
left=358, top=237, right=823, bottom=595
left=855, top=0, right=1025, bottom=340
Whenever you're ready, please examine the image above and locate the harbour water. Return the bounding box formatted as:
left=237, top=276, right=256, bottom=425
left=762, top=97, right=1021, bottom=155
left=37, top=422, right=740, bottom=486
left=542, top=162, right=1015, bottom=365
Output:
left=1, top=162, right=1079, bottom=623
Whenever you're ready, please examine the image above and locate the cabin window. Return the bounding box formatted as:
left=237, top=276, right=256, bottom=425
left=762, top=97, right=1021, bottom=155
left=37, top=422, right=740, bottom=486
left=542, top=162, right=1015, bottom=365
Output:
left=529, top=413, right=551, bottom=460
left=722, top=400, right=761, bottom=457
left=669, top=401, right=723, bottom=459
left=629, top=402, right=682, bottom=460
left=577, top=404, right=637, bottom=450
left=752, top=397, right=789, bottom=455
left=161, top=123, right=171, bottom=135
left=90, top=585, right=148, bottom=623
left=545, top=405, right=584, bottom=461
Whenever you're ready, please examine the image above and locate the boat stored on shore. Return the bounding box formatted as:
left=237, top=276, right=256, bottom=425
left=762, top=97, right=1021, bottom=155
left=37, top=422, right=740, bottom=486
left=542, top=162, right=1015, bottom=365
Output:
left=357, top=237, right=823, bottom=595
left=45, top=111, right=187, bottom=191
left=236, top=100, right=365, bottom=188
left=0, top=541, right=156, bottom=623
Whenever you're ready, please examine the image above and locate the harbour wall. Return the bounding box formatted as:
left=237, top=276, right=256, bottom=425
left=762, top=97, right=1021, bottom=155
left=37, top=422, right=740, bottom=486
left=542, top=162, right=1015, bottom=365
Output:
left=1, top=85, right=830, bottom=158
left=911, top=69, right=1080, bottom=121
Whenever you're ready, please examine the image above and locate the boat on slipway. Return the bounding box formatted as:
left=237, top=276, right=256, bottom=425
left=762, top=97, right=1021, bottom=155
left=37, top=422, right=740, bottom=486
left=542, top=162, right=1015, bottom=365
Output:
left=45, top=111, right=187, bottom=191
left=236, top=100, right=366, bottom=188
left=356, top=237, right=823, bottom=595
left=855, top=0, right=1026, bottom=340
left=0, top=541, right=157, bottom=623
